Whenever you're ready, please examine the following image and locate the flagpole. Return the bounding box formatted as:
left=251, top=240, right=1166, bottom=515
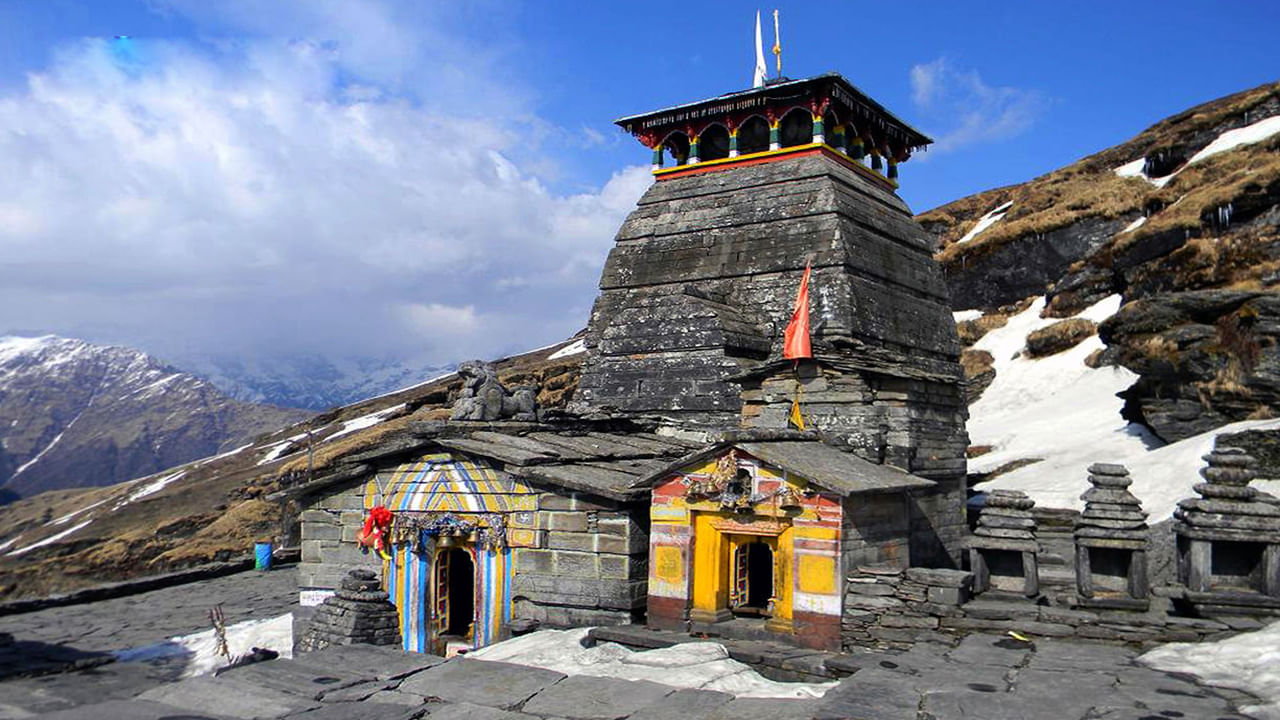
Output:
left=772, top=10, right=782, bottom=78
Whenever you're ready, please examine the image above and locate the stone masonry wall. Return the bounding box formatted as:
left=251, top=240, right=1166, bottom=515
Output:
left=510, top=491, right=650, bottom=628
left=841, top=566, right=1256, bottom=652
left=298, top=482, right=381, bottom=594
left=744, top=366, right=968, bottom=567
left=299, top=481, right=650, bottom=630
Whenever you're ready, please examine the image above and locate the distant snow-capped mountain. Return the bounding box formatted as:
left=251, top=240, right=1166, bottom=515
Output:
left=0, top=335, right=310, bottom=500
left=177, top=353, right=456, bottom=410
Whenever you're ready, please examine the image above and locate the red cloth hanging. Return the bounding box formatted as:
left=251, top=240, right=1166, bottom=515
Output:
left=783, top=263, right=813, bottom=360
left=357, top=505, right=393, bottom=555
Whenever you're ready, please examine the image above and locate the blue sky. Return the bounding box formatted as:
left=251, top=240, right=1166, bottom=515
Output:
left=0, top=0, right=1276, bottom=373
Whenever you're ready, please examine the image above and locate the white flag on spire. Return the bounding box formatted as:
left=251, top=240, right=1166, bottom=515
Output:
left=752, top=11, right=767, bottom=88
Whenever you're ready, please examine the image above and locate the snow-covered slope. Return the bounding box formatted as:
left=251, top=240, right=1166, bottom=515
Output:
left=0, top=335, right=308, bottom=499
left=964, top=301, right=1280, bottom=518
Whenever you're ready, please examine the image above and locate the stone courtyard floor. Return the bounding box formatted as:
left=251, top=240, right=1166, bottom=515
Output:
left=0, top=566, right=1264, bottom=719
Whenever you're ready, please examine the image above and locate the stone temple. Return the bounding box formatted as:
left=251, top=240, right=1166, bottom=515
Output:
left=294, top=69, right=971, bottom=654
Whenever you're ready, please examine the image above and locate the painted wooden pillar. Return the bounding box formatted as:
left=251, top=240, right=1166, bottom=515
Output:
left=728, top=129, right=739, bottom=157
left=870, top=149, right=883, bottom=172
left=652, top=146, right=663, bottom=171
left=850, top=135, right=865, bottom=160
left=832, top=125, right=846, bottom=154
left=811, top=113, right=824, bottom=145
left=690, top=513, right=732, bottom=623
left=769, top=121, right=780, bottom=151
left=689, top=134, right=700, bottom=165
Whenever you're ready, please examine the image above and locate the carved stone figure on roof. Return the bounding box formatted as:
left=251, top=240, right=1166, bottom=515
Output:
left=450, top=360, right=537, bottom=422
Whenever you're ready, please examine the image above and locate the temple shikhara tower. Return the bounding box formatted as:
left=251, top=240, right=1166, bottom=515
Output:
left=575, top=72, right=969, bottom=570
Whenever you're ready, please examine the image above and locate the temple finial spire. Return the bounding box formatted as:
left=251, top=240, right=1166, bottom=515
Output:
left=753, top=11, right=767, bottom=88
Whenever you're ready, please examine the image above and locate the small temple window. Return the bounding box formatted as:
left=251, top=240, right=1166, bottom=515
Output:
left=1211, top=540, right=1266, bottom=591
left=662, top=131, right=691, bottom=166
left=779, top=107, right=813, bottom=148
left=699, top=124, right=730, bottom=162
left=1087, top=547, right=1133, bottom=593
left=737, top=116, right=769, bottom=155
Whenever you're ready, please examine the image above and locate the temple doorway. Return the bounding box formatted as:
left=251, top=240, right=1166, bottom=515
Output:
left=433, top=548, right=475, bottom=639
left=732, top=539, right=775, bottom=617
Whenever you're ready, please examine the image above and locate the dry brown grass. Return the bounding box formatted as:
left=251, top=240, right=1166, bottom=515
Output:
left=1117, top=135, right=1280, bottom=250
left=960, top=349, right=994, bottom=379
left=1139, top=335, right=1181, bottom=365
left=925, top=80, right=1280, bottom=279
left=1025, top=318, right=1097, bottom=357
left=936, top=172, right=1148, bottom=266
left=956, top=313, right=1011, bottom=347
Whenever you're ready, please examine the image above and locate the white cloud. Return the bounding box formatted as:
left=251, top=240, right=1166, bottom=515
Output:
left=0, top=7, right=652, bottom=369
left=908, top=58, right=1045, bottom=153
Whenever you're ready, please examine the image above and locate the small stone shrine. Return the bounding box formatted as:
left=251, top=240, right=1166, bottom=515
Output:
left=298, top=569, right=401, bottom=651
left=1174, top=447, right=1280, bottom=608
left=968, top=489, right=1038, bottom=596
left=1074, top=463, right=1149, bottom=607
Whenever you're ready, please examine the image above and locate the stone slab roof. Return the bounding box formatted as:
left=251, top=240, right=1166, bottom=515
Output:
left=280, top=420, right=701, bottom=503
left=632, top=435, right=934, bottom=497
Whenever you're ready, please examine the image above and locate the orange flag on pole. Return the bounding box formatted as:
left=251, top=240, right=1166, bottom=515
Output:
left=783, top=263, right=812, bottom=360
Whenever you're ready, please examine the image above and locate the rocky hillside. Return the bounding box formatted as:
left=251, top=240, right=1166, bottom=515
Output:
left=0, top=336, right=310, bottom=500
left=921, top=80, right=1280, bottom=445
left=0, top=339, right=584, bottom=600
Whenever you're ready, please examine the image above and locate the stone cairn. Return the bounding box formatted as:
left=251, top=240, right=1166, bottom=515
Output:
left=968, top=489, right=1039, bottom=596
left=1074, top=463, right=1149, bottom=603
left=298, top=569, right=401, bottom=651
left=1174, top=447, right=1280, bottom=598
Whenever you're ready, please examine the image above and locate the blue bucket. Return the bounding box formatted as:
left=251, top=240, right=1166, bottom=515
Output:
left=254, top=542, right=273, bottom=570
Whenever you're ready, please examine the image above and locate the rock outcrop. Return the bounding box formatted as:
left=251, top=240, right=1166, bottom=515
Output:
left=1099, top=290, right=1279, bottom=442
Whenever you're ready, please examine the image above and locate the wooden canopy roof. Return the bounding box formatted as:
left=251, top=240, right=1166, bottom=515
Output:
left=615, top=73, right=933, bottom=155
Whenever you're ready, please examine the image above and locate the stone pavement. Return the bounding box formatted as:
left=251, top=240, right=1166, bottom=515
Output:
left=0, top=564, right=299, bottom=682
left=0, top=632, right=1261, bottom=719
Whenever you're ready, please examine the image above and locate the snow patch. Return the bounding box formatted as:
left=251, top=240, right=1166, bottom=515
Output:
left=115, top=470, right=187, bottom=507
left=46, top=499, right=108, bottom=526
left=199, top=443, right=252, bottom=465
left=956, top=201, right=1013, bottom=245
left=11, top=430, right=66, bottom=476
left=1141, top=619, right=1280, bottom=719
left=1120, top=216, right=1147, bottom=234
left=1188, top=115, right=1280, bottom=166
left=0, top=335, right=57, bottom=365
left=114, top=612, right=294, bottom=678
left=1113, top=158, right=1147, bottom=178
left=1137, top=115, right=1280, bottom=189
left=468, top=628, right=835, bottom=699
left=547, top=339, right=586, bottom=360
left=953, top=309, right=984, bottom=323
left=6, top=520, right=92, bottom=556
left=326, top=403, right=406, bottom=441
